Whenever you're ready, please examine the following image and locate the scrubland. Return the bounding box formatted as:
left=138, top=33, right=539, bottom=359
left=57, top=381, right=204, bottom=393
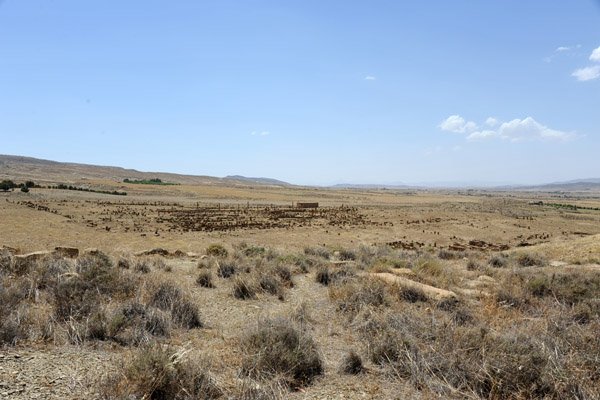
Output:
left=1, top=240, right=599, bottom=399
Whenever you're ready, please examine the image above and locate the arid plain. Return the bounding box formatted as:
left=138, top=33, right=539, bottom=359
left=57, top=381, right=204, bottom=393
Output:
left=1, top=161, right=600, bottom=399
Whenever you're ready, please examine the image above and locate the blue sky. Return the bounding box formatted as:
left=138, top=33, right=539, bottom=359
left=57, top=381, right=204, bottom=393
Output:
left=1, top=1, right=599, bottom=185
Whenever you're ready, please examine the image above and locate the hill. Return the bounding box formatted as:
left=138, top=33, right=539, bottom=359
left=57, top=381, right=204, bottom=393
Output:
left=224, top=175, right=290, bottom=186
left=0, top=155, right=288, bottom=187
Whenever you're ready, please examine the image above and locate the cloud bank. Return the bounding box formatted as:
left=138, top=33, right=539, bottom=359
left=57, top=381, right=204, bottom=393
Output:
left=440, top=115, right=574, bottom=142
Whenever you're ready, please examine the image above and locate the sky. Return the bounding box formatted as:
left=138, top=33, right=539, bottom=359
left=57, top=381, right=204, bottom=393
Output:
left=0, top=0, right=599, bottom=186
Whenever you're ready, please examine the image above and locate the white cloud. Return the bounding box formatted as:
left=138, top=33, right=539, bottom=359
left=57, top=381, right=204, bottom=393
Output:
left=439, top=115, right=478, bottom=133
left=498, top=117, right=573, bottom=142
left=556, top=46, right=570, bottom=52
left=466, top=130, right=501, bottom=142
left=590, top=46, right=600, bottom=62
left=452, top=145, right=461, bottom=152
left=485, top=117, right=499, bottom=127
left=365, top=76, right=376, bottom=80
left=572, top=65, right=600, bottom=81
left=445, top=116, right=574, bottom=143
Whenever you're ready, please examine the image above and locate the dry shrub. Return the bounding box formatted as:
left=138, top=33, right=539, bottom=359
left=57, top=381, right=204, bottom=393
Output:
left=315, top=265, right=355, bottom=286
left=197, top=258, right=216, bottom=269
left=241, top=244, right=266, bottom=257
left=411, top=257, right=443, bottom=277
left=339, top=350, right=364, bottom=375
left=304, top=246, right=330, bottom=260
left=392, top=284, right=429, bottom=303
left=217, top=261, right=237, bottom=278
left=257, top=273, right=283, bottom=297
left=525, top=271, right=600, bottom=305
left=276, top=253, right=318, bottom=274
left=206, top=244, right=228, bottom=258
left=271, top=264, right=293, bottom=287
left=355, top=300, right=597, bottom=399
left=117, top=257, right=131, bottom=269
left=437, top=249, right=457, bottom=260
left=103, top=344, right=222, bottom=399
left=134, top=259, right=151, bottom=273
left=196, top=270, right=215, bottom=288
left=315, top=266, right=332, bottom=286
left=150, top=282, right=202, bottom=329
left=53, top=253, right=136, bottom=322
left=337, top=248, right=356, bottom=261
left=241, top=318, right=323, bottom=387
left=233, top=275, right=258, bottom=300
left=488, top=253, right=508, bottom=268
left=329, top=277, right=387, bottom=315
left=513, top=251, right=547, bottom=267
left=108, top=301, right=172, bottom=344
left=466, top=258, right=481, bottom=271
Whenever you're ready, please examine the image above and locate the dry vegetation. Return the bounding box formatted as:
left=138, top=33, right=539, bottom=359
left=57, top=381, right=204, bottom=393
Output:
left=1, top=239, right=599, bottom=399
left=1, top=180, right=600, bottom=399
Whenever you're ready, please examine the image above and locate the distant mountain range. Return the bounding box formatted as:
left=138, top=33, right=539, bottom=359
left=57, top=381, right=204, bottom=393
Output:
left=1, top=154, right=598, bottom=191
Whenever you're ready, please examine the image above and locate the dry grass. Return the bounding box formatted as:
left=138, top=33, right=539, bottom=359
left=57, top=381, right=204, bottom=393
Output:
left=1, top=237, right=599, bottom=399
left=102, top=344, right=222, bottom=399
left=241, top=317, right=323, bottom=387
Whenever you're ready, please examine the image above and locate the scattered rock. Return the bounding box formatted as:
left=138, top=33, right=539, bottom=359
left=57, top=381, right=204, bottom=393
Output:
left=82, top=248, right=102, bottom=256
left=54, top=246, right=79, bottom=258
left=135, top=248, right=170, bottom=256
left=13, top=251, right=54, bottom=262
left=0, top=245, right=19, bottom=255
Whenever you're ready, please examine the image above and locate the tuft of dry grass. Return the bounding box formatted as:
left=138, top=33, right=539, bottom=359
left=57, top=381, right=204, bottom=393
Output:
left=233, top=275, right=259, bottom=300
left=150, top=282, right=202, bottom=329
left=339, top=350, right=364, bottom=375
left=196, top=270, right=215, bottom=288
left=102, top=344, right=222, bottom=399
left=241, top=317, right=323, bottom=387
left=329, top=277, right=387, bottom=315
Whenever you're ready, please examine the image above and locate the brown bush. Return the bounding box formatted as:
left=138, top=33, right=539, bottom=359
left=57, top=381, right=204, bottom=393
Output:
left=149, top=282, right=202, bottom=329
left=196, top=270, right=215, bottom=288
left=241, top=318, right=323, bottom=387
left=339, top=350, right=364, bottom=375
left=233, top=275, right=258, bottom=300
left=102, top=344, right=222, bottom=399
left=329, top=277, right=387, bottom=315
